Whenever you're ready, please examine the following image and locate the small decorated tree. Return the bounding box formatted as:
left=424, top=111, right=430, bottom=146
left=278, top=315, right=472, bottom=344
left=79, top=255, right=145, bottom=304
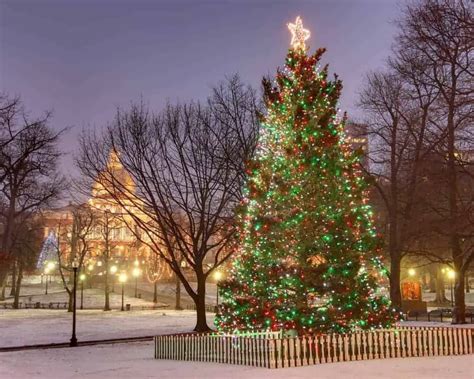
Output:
left=216, top=17, right=397, bottom=334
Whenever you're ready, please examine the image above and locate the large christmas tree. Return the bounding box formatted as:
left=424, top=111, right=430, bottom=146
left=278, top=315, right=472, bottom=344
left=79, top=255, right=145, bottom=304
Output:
left=216, top=17, right=397, bottom=334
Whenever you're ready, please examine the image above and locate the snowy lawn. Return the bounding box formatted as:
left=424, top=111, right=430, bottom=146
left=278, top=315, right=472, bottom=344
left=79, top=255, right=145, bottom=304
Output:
left=1, top=286, right=166, bottom=309
left=0, top=309, right=214, bottom=348
left=2, top=279, right=218, bottom=308
left=1, top=307, right=472, bottom=349
left=0, top=341, right=472, bottom=379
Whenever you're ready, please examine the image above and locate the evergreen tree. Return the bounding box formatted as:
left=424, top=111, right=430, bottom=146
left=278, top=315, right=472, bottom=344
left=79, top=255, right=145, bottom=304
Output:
left=216, top=17, right=397, bottom=334
left=36, top=232, right=58, bottom=269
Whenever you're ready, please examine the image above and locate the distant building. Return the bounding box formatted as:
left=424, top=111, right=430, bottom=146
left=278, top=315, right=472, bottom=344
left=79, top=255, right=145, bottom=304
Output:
left=345, top=122, right=369, bottom=168
left=41, top=151, right=172, bottom=280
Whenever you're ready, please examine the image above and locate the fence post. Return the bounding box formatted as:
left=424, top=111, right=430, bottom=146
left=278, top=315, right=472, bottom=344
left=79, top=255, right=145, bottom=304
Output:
left=438, top=328, right=443, bottom=356
left=362, top=332, right=368, bottom=360
left=449, top=328, right=454, bottom=356
left=283, top=337, right=289, bottom=367
left=246, top=337, right=251, bottom=366
left=453, top=328, right=459, bottom=355
left=276, top=338, right=282, bottom=368
left=462, top=329, right=468, bottom=355
left=350, top=333, right=356, bottom=360
left=401, top=329, right=406, bottom=357
left=427, top=329, right=433, bottom=356
left=268, top=338, right=275, bottom=369
left=377, top=331, right=383, bottom=359
left=355, top=332, right=361, bottom=361
left=301, top=335, right=309, bottom=366
left=469, top=329, right=473, bottom=354
left=367, top=332, right=373, bottom=360
left=445, top=328, right=450, bottom=356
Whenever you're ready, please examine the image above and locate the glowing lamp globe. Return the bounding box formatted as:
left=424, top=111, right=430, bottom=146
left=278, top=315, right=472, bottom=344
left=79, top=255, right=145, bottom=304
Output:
left=132, top=267, right=141, bottom=278
left=119, top=273, right=128, bottom=283
left=213, top=271, right=223, bottom=282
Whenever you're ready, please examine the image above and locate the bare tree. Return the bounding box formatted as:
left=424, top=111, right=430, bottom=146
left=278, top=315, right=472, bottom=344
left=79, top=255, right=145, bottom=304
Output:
left=55, top=204, right=95, bottom=311
left=0, top=95, right=65, bottom=297
left=358, top=68, right=438, bottom=309
left=93, top=209, right=122, bottom=311
left=394, top=0, right=473, bottom=323
left=9, top=216, right=43, bottom=308
left=77, top=77, right=259, bottom=331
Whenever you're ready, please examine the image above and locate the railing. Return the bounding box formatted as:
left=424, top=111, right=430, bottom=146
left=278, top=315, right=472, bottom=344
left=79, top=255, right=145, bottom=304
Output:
left=403, top=308, right=474, bottom=323
left=1, top=302, right=68, bottom=309
left=1, top=302, right=169, bottom=311
left=154, top=327, right=474, bottom=369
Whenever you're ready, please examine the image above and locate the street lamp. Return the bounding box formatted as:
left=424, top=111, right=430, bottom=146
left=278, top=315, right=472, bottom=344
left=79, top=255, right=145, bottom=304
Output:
left=447, top=269, right=455, bottom=307
left=213, top=271, right=223, bottom=308
left=408, top=268, right=416, bottom=277
left=110, top=265, right=118, bottom=292
left=79, top=274, right=86, bottom=310
left=70, top=258, right=79, bottom=347
left=132, top=267, right=141, bottom=298
left=47, top=261, right=55, bottom=283
left=119, top=273, right=127, bottom=311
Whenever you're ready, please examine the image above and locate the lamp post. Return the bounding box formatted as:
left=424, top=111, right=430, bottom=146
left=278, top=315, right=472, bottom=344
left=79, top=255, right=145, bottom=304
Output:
left=79, top=274, right=86, bottom=310
left=110, top=265, right=117, bottom=292
left=47, top=261, right=55, bottom=284
left=132, top=267, right=140, bottom=298
left=44, top=267, right=50, bottom=294
left=408, top=268, right=416, bottom=277
left=447, top=269, right=455, bottom=307
left=119, top=273, right=127, bottom=311
left=70, top=258, right=79, bottom=347
left=213, top=271, right=223, bottom=308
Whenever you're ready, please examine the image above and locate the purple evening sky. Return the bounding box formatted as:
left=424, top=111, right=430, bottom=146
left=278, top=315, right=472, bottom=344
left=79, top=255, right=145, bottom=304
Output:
left=1, top=0, right=399, bottom=176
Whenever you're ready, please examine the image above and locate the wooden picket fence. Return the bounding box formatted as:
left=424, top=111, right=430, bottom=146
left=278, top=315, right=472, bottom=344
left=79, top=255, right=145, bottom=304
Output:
left=154, top=327, right=474, bottom=369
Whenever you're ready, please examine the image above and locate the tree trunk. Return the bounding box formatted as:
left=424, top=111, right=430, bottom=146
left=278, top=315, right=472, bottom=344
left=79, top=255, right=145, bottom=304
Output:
left=193, top=274, right=210, bottom=332
left=10, top=261, right=16, bottom=297
left=428, top=267, right=436, bottom=293
left=389, top=255, right=402, bottom=310
left=175, top=275, right=182, bottom=310
left=0, top=268, right=9, bottom=297
left=153, top=281, right=158, bottom=303
left=12, top=262, right=23, bottom=309
left=465, top=274, right=470, bottom=293
left=452, top=263, right=466, bottom=324
left=0, top=277, right=6, bottom=300
left=104, top=267, right=110, bottom=311
left=434, top=267, right=448, bottom=304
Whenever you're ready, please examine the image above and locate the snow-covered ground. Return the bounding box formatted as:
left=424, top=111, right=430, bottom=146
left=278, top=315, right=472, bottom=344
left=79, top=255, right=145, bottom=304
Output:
left=422, top=290, right=474, bottom=306
left=0, top=341, right=472, bottom=379
left=1, top=306, right=473, bottom=349
left=1, top=284, right=166, bottom=309
left=2, top=278, right=218, bottom=309
left=0, top=309, right=214, bottom=348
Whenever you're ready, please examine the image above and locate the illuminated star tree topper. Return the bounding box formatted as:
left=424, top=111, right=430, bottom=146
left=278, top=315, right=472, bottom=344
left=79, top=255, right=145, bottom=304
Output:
left=287, top=16, right=310, bottom=49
